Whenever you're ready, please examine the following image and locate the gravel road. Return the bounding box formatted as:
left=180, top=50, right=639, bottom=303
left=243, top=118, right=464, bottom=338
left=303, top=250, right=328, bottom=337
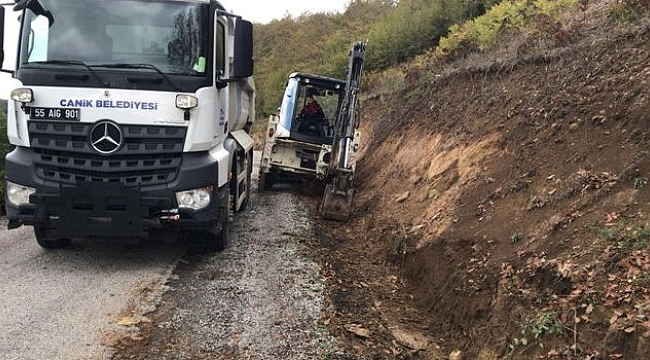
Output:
left=0, top=151, right=342, bottom=360
left=113, top=151, right=340, bottom=359
left=0, top=217, right=184, bottom=360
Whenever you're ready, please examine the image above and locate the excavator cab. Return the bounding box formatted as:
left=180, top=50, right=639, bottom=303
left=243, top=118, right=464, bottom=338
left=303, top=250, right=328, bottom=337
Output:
left=277, top=73, right=344, bottom=145
left=259, top=73, right=345, bottom=190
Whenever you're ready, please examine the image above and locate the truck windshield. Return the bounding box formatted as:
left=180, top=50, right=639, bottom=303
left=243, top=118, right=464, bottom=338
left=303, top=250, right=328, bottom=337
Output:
left=18, top=0, right=209, bottom=76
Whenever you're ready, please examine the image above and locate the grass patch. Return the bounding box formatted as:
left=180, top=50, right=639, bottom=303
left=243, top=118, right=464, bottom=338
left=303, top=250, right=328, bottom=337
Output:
left=509, top=311, right=565, bottom=354
left=598, top=224, right=650, bottom=250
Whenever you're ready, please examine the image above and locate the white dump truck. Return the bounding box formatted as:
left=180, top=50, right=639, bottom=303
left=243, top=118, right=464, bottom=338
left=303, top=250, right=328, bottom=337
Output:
left=0, top=0, right=255, bottom=251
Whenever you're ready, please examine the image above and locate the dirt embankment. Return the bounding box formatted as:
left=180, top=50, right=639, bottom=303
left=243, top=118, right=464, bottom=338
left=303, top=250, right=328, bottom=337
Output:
left=315, top=4, right=650, bottom=359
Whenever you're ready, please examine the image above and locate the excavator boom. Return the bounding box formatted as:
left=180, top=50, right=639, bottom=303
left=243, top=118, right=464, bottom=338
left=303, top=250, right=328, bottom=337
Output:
left=320, top=41, right=367, bottom=221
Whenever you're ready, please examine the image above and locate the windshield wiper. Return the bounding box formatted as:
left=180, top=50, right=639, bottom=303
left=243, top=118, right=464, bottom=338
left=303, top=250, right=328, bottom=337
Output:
left=92, top=63, right=180, bottom=91
left=28, top=60, right=108, bottom=86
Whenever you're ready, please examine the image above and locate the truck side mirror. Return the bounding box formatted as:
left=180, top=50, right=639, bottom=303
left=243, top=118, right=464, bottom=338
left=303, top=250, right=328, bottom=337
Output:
left=233, top=18, right=253, bottom=78
left=14, top=0, right=53, bottom=26
left=0, top=6, right=5, bottom=67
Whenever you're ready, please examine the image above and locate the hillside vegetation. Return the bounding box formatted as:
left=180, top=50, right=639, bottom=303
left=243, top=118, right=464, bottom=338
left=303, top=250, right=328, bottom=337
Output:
left=252, top=0, right=650, bottom=358
left=252, top=0, right=501, bottom=117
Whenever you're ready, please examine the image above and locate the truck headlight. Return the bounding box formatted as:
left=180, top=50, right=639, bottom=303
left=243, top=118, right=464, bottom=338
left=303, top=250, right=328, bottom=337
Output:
left=10, top=88, right=34, bottom=103
left=175, top=95, right=198, bottom=109
left=6, top=181, right=36, bottom=206
left=176, top=186, right=213, bottom=210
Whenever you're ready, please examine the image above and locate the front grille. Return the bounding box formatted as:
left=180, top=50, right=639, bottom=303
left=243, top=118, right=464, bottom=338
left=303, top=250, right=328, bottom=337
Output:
left=29, top=121, right=186, bottom=187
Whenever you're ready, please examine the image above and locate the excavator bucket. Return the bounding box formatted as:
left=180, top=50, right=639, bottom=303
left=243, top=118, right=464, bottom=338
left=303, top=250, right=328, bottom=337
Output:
left=320, top=182, right=354, bottom=221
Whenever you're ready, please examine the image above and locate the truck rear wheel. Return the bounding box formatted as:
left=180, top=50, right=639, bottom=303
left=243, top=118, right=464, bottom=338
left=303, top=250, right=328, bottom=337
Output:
left=34, top=226, right=72, bottom=249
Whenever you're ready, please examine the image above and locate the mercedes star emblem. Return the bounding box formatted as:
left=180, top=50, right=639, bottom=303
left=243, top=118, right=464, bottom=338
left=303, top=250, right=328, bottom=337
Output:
left=89, top=121, right=123, bottom=154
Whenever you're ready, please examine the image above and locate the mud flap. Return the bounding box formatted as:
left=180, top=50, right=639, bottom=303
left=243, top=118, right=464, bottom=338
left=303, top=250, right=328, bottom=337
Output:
left=320, top=182, right=353, bottom=221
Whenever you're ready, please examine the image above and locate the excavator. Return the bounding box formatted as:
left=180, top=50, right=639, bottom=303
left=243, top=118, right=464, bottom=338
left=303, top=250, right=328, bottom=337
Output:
left=259, top=41, right=367, bottom=221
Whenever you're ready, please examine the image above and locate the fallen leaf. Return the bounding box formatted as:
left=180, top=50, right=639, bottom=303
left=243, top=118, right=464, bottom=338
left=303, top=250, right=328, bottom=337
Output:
left=115, top=315, right=150, bottom=326
left=391, top=328, right=429, bottom=350
left=395, top=191, right=410, bottom=203
left=116, top=316, right=139, bottom=326
left=449, top=350, right=462, bottom=360
left=344, top=324, right=370, bottom=338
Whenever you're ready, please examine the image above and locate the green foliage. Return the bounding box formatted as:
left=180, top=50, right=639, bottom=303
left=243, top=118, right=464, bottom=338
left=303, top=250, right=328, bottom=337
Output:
left=634, top=178, right=648, bottom=189
left=252, top=0, right=501, bottom=115
left=608, top=0, right=650, bottom=25
left=528, top=312, right=564, bottom=338
left=252, top=0, right=581, bottom=114
left=436, top=0, right=578, bottom=59
left=598, top=224, right=650, bottom=250
left=510, top=233, right=522, bottom=244
left=509, top=311, right=564, bottom=354
left=366, top=0, right=499, bottom=70
left=253, top=0, right=393, bottom=117
left=365, top=67, right=407, bottom=96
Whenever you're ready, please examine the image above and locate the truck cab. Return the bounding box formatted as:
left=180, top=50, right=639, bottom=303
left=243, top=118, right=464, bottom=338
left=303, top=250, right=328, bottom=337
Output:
left=0, top=0, right=255, bottom=251
left=259, top=72, right=345, bottom=190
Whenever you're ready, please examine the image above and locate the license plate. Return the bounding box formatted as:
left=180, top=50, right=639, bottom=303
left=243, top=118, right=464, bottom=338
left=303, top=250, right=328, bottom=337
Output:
left=29, top=107, right=81, bottom=121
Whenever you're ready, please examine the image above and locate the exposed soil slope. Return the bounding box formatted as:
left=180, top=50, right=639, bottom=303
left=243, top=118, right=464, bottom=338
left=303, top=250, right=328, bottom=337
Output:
left=315, top=3, right=650, bottom=359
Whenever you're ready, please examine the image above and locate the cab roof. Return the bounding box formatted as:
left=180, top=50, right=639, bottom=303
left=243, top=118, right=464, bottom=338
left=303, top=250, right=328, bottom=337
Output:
left=289, top=72, right=345, bottom=89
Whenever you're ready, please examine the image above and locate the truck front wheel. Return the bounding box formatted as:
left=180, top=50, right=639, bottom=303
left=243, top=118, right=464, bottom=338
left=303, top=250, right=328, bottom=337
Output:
left=258, top=172, right=274, bottom=191
left=34, top=226, right=72, bottom=249
left=203, top=193, right=231, bottom=252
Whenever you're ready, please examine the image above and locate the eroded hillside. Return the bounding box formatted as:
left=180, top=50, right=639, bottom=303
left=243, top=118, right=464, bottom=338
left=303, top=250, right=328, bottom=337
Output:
left=314, top=2, right=650, bottom=359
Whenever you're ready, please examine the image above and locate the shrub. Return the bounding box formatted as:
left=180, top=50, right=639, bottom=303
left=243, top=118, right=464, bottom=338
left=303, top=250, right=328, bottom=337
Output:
left=436, top=0, right=578, bottom=59
left=608, top=0, right=650, bottom=24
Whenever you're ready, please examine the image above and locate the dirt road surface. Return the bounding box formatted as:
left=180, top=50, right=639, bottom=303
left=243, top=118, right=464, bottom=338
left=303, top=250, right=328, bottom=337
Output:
left=112, top=152, right=343, bottom=359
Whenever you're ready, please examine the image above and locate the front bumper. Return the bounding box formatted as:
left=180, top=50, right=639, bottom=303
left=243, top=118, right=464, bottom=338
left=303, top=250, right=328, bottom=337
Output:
left=263, top=139, right=331, bottom=179
left=5, top=147, right=224, bottom=238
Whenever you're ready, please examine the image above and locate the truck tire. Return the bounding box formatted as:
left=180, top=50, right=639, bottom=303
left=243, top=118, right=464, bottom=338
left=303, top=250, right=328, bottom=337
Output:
left=203, top=193, right=231, bottom=252
left=258, top=172, right=273, bottom=191
left=34, top=226, right=72, bottom=249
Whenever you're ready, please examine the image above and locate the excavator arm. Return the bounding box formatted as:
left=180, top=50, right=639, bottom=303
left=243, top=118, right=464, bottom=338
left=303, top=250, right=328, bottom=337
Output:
left=320, top=41, right=367, bottom=221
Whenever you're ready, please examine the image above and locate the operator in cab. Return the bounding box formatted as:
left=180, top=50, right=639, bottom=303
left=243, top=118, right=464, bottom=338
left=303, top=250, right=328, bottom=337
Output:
left=298, top=87, right=326, bottom=136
